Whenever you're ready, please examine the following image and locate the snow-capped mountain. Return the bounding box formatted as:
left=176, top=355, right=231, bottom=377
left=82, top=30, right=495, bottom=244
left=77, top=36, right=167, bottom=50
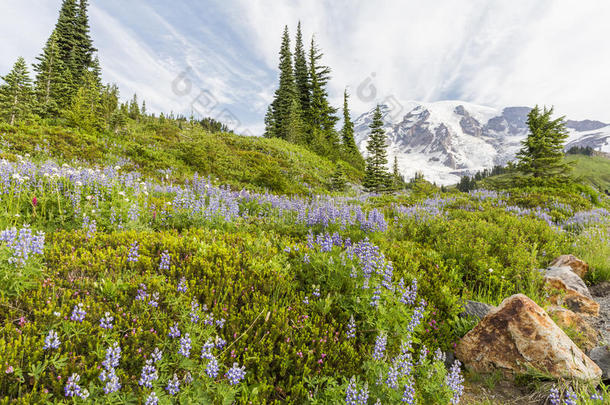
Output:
left=353, top=101, right=610, bottom=185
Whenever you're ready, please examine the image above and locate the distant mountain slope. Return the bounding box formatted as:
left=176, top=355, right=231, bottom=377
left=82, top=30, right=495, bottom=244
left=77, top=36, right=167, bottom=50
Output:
left=353, top=101, right=610, bottom=185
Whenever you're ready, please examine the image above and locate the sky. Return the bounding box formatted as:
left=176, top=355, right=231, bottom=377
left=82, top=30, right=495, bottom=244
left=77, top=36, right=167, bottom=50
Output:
left=1, top=0, right=610, bottom=135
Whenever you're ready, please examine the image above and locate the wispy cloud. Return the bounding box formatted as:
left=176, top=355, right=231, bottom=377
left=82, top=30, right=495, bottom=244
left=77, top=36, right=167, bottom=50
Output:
left=1, top=0, right=610, bottom=134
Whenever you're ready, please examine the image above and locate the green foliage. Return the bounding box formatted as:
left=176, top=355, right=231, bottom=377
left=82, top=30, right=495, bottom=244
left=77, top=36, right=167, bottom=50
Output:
left=341, top=89, right=365, bottom=170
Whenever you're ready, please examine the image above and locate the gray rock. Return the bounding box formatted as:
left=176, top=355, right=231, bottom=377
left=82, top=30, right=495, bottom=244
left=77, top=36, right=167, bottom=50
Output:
left=545, top=266, right=592, bottom=299
left=459, top=300, right=496, bottom=321
left=589, top=346, right=610, bottom=380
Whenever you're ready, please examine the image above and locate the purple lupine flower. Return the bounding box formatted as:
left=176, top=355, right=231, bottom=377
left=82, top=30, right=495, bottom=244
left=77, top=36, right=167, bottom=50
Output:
left=357, top=383, right=369, bottom=405
left=564, top=388, right=578, bottom=405
left=433, top=348, right=446, bottom=363
left=100, top=312, right=114, bottom=330
left=346, top=316, right=356, bottom=339
left=386, top=363, right=400, bottom=389
left=548, top=387, right=561, bottom=405
left=64, top=373, right=87, bottom=398
left=226, top=363, right=246, bottom=385
left=135, top=284, right=148, bottom=301
left=407, top=300, right=426, bottom=333
left=203, top=313, right=215, bottom=326
left=215, top=317, right=226, bottom=329
left=401, top=378, right=416, bottom=404
left=205, top=356, right=219, bottom=378
left=178, top=333, right=191, bottom=357
left=145, top=392, right=159, bottom=405
left=370, top=285, right=381, bottom=308
left=70, top=303, right=86, bottom=322
left=418, top=345, right=429, bottom=366
left=303, top=253, right=310, bottom=263
left=127, top=241, right=140, bottom=263
left=148, top=292, right=159, bottom=308
left=169, top=323, right=181, bottom=338
left=591, top=392, right=604, bottom=401
left=312, top=285, right=320, bottom=297
left=345, top=376, right=358, bottom=405
left=401, top=279, right=418, bottom=306
left=372, top=333, right=387, bottom=361
left=159, top=250, right=170, bottom=270
left=166, top=374, right=180, bottom=395
left=101, top=342, right=121, bottom=370
left=43, top=329, right=60, bottom=350
left=151, top=347, right=163, bottom=363
left=189, top=300, right=200, bottom=323
left=215, top=336, right=227, bottom=349
left=177, top=277, right=187, bottom=293
left=446, top=360, right=464, bottom=405
left=201, top=339, right=215, bottom=360
left=138, top=359, right=158, bottom=388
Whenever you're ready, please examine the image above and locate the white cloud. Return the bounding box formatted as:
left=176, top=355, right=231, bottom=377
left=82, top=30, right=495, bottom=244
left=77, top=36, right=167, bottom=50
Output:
left=2, top=0, right=610, bottom=133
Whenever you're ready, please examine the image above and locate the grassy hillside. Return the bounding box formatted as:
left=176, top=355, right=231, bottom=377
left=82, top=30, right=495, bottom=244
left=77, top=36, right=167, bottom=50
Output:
left=0, top=119, right=362, bottom=195
left=568, top=154, right=610, bottom=193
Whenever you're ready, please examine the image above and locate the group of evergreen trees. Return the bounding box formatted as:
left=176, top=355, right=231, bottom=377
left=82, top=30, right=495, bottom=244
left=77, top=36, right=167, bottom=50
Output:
left=264, top=23, right=364, bottom=170
left=0, top=0, right=146, bottom=132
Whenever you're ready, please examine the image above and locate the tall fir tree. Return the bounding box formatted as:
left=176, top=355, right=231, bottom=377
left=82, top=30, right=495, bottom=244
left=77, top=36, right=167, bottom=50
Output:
left=363, top=105, right=389, bottom=192
left=0, top=57, right=34, bottom=125
left=268, top=26, right=296, bottom=140
left=33, top=31, right=69, bottom=117
left=73, top=0, right=97, bottom=84
left=516, top=105, right=572, bottom=185
left=293, top=22, right=310, bottom=120
left=308, top=36, right=338, bottom=135
left=341, top=89, right=364, bottom=169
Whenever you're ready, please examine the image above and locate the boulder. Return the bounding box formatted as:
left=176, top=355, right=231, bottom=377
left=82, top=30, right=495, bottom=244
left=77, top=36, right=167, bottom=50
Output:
left=544, top=266, right=599, bottom=316
left=455, top=294, right=602, bottom=381
left=550, top=255, right=589, bottom=278
left=589, top=346, right=610, bottom=380
left=547, top=306, right=599, bottom=352
left=459, top=300, right=496, bottom=321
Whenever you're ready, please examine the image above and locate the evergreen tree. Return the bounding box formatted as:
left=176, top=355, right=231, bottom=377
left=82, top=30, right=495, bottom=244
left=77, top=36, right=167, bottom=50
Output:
left=363, top=105, right=389, bottom=192
left=141, top=100, right=147, bottom=116
left=269, top=26, right=296, bottom=140
left=0, top=57, right=34, bottom=125
left=293, top=22, right=310, bottom=119
left=73, top=0, right=97, bottom=83
left=308, top=36, right=338, bottom=135
left=33, top=31, right=69, bottom=116
left=128, top=94, right=140, bottom=120
left=100, top=83, right=119, bottom=128
left=516, top=105, right=572, bottom=185
left=340, top=89, right=365, bottom=169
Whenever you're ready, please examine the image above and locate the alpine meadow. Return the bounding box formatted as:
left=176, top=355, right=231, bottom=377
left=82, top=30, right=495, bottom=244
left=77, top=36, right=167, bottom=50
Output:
left=1, top=1, right=610, bottom=404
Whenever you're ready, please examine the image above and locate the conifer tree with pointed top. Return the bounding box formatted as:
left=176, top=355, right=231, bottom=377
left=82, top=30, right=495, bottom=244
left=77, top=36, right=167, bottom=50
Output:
left=64, top=70, right=102, bottom=132
left=0, top=57, right=34, bottom=125
left=33, top=31, right=69, bottom=117
left=293, top=22, right=310, bottom=120
left=308, top=36, right=338, bottom=136
left=516, top=105, right=572, bottom=185
left=340, top=89, right=364, bottom=166
left=73, top=0, right=97, bottom=83
left=268, top=26, right=297, bottom=140
left=363, top=105, right=389, bottom=192
left=263, top=105, right=275, bottom=138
